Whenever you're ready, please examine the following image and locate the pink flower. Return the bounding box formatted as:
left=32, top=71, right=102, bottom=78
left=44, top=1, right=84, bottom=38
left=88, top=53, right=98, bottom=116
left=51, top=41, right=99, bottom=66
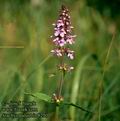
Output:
left=66, top=49, right=74, bottom=59
left=66, top=35, right=76, bottom=44
left=51, top=48, right=63, bottom=57
left=57, top=20, right=64, bottom=27
left=60, top=31, right=65, bottom=37
left=58, top=38, right=66, bottom=46
left=54, top=30, right=60, bottom=36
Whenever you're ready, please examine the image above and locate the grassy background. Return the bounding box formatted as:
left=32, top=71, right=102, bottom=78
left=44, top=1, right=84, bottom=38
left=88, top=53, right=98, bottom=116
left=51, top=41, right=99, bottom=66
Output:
left=0, top=0, right=120, bottom=121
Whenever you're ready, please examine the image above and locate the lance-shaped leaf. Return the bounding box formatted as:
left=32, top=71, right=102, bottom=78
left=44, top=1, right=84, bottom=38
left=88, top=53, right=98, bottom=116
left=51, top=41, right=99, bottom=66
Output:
left=25, top=92, right=53, bottom=103
left=61, top=102, right=93, bottom=113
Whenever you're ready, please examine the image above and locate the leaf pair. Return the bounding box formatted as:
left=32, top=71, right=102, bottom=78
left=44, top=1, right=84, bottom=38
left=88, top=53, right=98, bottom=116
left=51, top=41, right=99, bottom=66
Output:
left=25, top=92, right=93, bottom=113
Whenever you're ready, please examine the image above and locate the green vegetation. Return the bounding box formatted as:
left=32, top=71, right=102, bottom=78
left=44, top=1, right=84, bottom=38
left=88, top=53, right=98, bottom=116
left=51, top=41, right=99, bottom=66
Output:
left=0, top=0, right=120, bottom=121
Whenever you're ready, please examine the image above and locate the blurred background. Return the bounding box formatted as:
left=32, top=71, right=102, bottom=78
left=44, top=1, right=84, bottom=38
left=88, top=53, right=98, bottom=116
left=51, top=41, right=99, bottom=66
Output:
left=0, top=0, right=120, bottom=121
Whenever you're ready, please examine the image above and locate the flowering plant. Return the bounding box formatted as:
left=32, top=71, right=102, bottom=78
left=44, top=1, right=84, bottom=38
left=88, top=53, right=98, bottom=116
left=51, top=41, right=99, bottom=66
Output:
left=51, top=5, right=76, bottom=103
left=26, top=5, right=92, bottom=117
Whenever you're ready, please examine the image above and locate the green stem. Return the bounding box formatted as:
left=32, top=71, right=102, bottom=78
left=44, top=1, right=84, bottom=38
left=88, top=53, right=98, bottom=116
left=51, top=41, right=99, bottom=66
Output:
left=57, top=48, right=65, bottom=98
left=54, top=106, right=60, bottom=121
left=50, top=106, right=60, bottom=121
left=58, top=70, right=64, bottom=98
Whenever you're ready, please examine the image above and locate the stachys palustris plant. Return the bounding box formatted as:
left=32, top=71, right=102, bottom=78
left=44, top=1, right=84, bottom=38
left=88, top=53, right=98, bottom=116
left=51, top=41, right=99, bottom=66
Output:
left=50, top=5, right=76, bottom=103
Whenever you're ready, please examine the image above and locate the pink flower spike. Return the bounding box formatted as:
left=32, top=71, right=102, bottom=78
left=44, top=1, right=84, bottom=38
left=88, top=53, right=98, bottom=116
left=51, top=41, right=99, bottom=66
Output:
left=51, top=5, right=76, bottom=61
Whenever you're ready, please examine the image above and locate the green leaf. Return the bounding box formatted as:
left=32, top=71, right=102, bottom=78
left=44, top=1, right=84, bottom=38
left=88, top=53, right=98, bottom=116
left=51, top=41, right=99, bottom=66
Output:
left=62, top=102, right=93, bottom=113
left=25, top=92, right=93, bottom=113
left=25, top=92, right=53, bottom=103
left=70, top=54, right=91, bottom=118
